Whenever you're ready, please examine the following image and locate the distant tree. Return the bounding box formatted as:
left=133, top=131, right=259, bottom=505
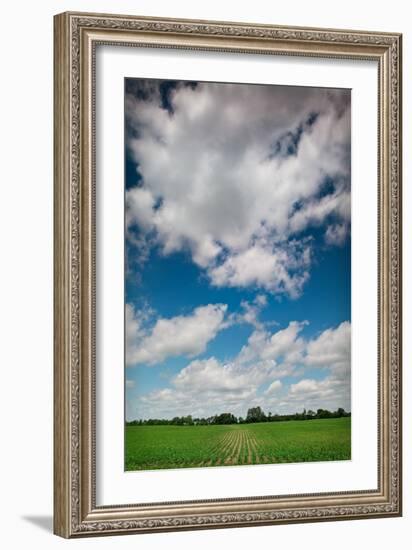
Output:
left=214, top=412, right=237, bottom=425
left=246, top=406, right=266, bottom=423
left=125, top=405, right=350, bottom=427
left=316, top=408, right=333, bottom=419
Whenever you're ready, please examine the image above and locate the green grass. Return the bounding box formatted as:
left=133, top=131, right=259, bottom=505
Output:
left=125, top=418, right=351, bottom=471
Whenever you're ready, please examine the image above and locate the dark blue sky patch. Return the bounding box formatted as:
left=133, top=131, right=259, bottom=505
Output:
left=125, top=154, right=142, bottom=190
left=269, top=112, right=319, bottom=159
left=159, top=80, right=179, bottom=113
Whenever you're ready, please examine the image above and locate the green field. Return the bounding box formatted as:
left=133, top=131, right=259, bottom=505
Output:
left=125, top=418, right=351, bottom=471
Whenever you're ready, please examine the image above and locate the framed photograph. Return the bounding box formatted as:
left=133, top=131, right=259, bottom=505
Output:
left=54, top=12, right=402, bottom=537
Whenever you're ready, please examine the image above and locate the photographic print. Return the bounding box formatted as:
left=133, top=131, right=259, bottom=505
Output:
left=54, top=13, right=402, bottom=536
left=124, top=78, right=351, bottom=471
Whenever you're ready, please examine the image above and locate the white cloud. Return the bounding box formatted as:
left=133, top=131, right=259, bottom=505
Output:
left=304, top=321, right=350, bottom=376
left=132, top=320, right=351, bottom=419
left=227, top=294, right=268, bottom=329
left=325, top=223, right=349, bottom=246
left=125, top=379, right=135, bottom=389
left=138, top=386, right=256, bottom=420
left=290, top=378, right=331, bottom=395
left=174, top=357, right=259, bottom=393
left=265, top=380, right=282, bottom=395
left=260, top=321, right=307, bottom=362
left=208, top=242, right=311, bottom=297
left=285, top=376, right=350, bottom=413
left=126, top=303, right=227, bottom=366
left=126, top=81, right=350, bottom=297
left=237, top=321, right=306, bottom=367
left=288, top=184, right=350, bottom=234
left=125, top=303, right=144, bottom=357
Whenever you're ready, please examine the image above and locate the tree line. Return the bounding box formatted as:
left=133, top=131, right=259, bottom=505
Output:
left=126, top=406, right=351, bottom=426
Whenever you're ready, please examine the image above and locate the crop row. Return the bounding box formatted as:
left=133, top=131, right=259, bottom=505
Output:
left=125, top=418, right=351, bottom=471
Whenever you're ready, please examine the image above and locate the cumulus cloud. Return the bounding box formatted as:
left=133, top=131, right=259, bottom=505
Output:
left=237, top=320, right=307, bottom=366
left=325, top=223, right=349, bottom=246
left=284, top=376, right=350, bottom=413
left=132, top=320, right=351, bottom=419
left=126, top=303, right=227, bottom=366
left=304, top=321, right=351, bottom=376
left=208, top=241, right=311, bottom=297
left=125, top=80, right=351, bottom=297
left=174, top=357, right=261, bottom=393
left=291, top=378, right=333, bottom=396
left=138, top=386, right=256, bottom=420
left=264, top=380, right=282, bottom=395
left=227, top=294, right=268, bottom=330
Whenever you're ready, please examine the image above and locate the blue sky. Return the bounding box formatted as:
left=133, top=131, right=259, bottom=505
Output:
left=124, top=78, right=351, bottom=420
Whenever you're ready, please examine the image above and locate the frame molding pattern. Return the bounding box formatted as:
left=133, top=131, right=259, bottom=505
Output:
left=54, top=12, right=402, bottom=538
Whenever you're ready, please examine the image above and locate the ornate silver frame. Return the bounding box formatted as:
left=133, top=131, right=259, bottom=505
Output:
left=54, top=11, right=402, bottom=538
